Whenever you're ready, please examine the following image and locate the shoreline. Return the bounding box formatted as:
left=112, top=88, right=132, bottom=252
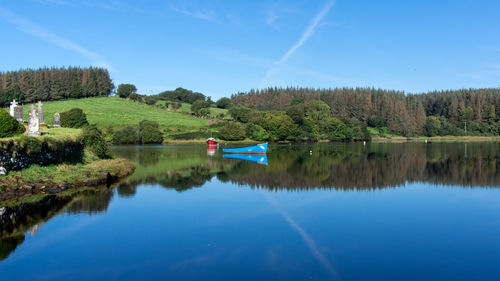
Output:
left=161, top=136, right=500, bottom=145
left=0, top=158, right=135, bottom=206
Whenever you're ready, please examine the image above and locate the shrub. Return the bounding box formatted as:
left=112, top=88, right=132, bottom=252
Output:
left=139, top=120, right=164, bottom=144
left=82, top=125, right=111, bottom=159
left=0, top=109, right=25, bottom=138
left=228, top=106, right=255, bottom=123
left=144, top=96, right=157, bottom=105
left=246, top=124, right=269, bottom=141
left=191, top=100, right=211, bottom=117
left=60, top=108, right=89, bottom=128
left=218, top=121, right=245, bottom=141
left=216, top=97, right=232, bottom=109
left=117, top=84, right=137, bottom=98
left=113, top=126, right=141, bottom=144
left=19, top=136, right=42, bottom=153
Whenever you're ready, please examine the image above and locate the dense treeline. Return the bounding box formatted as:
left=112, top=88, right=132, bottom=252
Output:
left=231, top=87, right=500, bottom=137
left=218, top=99, right=370, bottom=141
left=0, top=67, right=114, bottom=107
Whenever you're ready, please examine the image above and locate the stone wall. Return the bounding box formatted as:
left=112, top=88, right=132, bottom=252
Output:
left=0, top=136, right=83, bottom=171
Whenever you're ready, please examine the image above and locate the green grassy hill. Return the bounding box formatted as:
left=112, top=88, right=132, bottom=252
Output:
left=155, top=101, right=230, bottom=119
left=21, top=97, right=209, bottom=133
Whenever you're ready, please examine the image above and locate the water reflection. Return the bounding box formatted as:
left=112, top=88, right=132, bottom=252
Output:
left=2, top=143, right=500, bottom=280
left=113, top=143, right=500, bottom=192
left=223, top=154, right=268, bottom=165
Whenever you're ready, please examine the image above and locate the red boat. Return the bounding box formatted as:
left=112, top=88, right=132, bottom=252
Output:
left=207, top=137, right=218, bottom=145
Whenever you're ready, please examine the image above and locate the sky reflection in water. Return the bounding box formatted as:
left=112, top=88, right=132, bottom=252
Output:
left=1, top=143, right=500, bottom=281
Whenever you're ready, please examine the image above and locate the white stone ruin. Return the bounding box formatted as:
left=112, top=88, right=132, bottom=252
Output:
left=9, top=99, right=24, bottom=123
left=37, top=101, right=45, bottom=124
left=53, top=112, right=61, bottom=127
left=9, top=99, right=17, bottom=116
left=28, top=105, right=40, bottom=137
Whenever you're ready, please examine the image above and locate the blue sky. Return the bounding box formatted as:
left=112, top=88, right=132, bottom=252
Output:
left=0, top=0, right=499, bottom=99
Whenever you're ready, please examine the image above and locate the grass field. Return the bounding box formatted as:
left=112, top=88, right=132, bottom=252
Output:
left=21, top=97, right=209, bottom=132
left=155, top=101, right=230, bottom=119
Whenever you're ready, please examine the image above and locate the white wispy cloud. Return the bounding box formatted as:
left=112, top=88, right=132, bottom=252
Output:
left=35, top=0, right=75, bottom=7
left=261, top=0, right=336, bottom=86
left=170, top=5, right=219, bottom=23
left=0, top=6, right=113, bottom=71
left=267, top=11, right=279, bottom=28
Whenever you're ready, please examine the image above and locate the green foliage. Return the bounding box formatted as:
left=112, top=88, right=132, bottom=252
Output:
left=139, top=120, right=164, bottom=144
left=344, top=119, right=371, bottom=141
left=286, top=104, right=305, bottom=124
left=117, top=84, right=137, bottom=98
left=246, top=124, right=269, bottom=141
left=296, top=117, right=319, bottom=141
left=256, top=112, right=297, bottom=141
left=0, top=109, right=25, bottom=138
left=303, top=100, right=330, bottom=121
left=157, top=87, right=206, bottom=104
left=113, top=126, right=141, bottom=144
left=423, top=116, right=442, bottom=137
left=216, top=97, right=232, bottom=109
left=191, top=100, right=211, bottom=117
left=231, top=87, right=500, bottom=137
left=291, top=98, right=304, bottom=106
left=60, top=108, right=89, bottom=128
left=218, top=121, right=245, bottom=141
left=228, top=106, right=255, bottom=123
left=144, top=95, right=157, bottom=105
left=323, top=117, right=347, bottom=141
left=82, top=125, right=111, bottom=159
left=0, top=67, right=113, bottom=107
left=19, top=136, right=43, bottom=153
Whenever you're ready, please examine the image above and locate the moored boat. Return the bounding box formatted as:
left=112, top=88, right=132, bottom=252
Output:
left=222, top=143, right=268, bottom=154
left=207, top=137, right=218, bottom=145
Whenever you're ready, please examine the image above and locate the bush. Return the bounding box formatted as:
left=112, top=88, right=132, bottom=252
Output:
left=216, top=97, right=232, bottom=109
left=82, top=125, right=111, bottom=159
left=113, top=126, right=141, bottom=144
left=60, top=108, right=89, bottom=128
left=139, top=120, right=164, bottom=144
left=144, top=96, right=157, bottom=105
left=218, top=121, right=245, bottom=141
left=191, top=100, right=211, bottom=117
left=228, top=106, right=255, bottom=123
left=0, top=109, right=25, bottom=138
left=246, top=124, right=269, bottom=141
left=117, top=84, right=137, bottom=98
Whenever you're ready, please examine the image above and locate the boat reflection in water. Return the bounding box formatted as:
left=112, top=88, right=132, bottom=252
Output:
left=207, top=145, right=218, bottom=156
left=223, top=154, right=268, bottom=165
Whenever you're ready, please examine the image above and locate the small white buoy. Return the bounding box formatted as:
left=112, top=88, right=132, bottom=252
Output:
left=424, top=139, right=428, bottom=143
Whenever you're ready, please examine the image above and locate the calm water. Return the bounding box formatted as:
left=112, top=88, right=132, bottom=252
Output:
left=2, top=143, right=500, bottom=281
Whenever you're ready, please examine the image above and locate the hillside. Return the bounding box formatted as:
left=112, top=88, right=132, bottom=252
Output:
left=21, top=97, right=209, bottom=133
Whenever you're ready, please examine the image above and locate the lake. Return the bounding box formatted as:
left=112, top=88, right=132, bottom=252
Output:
left=1, top=142, right=500, bottom=281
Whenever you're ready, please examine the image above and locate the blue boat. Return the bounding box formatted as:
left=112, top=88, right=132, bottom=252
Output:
left=222, top=143, right=268, bottom=154
left=223, top=154, right=268, bottom=165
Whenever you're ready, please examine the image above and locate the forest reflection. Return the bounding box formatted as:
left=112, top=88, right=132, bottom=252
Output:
left=2, top=143, right=499, bottom=262
left=113, top=142, right=500, bottom=193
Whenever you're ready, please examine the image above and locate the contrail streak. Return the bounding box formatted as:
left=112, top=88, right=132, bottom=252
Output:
left=264, top=192, right=339, bottom=280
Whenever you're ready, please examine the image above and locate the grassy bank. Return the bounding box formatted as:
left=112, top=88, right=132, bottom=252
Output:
left=0, top=158, right=135, bottom=205
left=372, top=135, right=500, bottom=143
left=21, top=97, right=208, bottom=132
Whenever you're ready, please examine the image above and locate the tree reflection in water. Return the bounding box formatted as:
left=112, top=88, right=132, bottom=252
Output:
left=2, top=142, right=499, bottom=261
left=113, top=143, right=500, bottom=192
